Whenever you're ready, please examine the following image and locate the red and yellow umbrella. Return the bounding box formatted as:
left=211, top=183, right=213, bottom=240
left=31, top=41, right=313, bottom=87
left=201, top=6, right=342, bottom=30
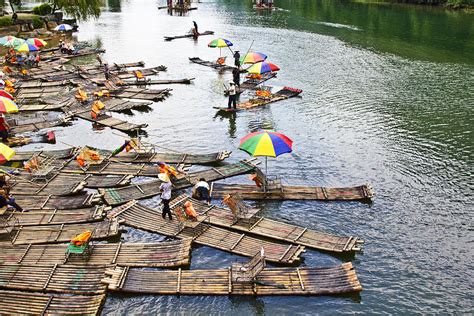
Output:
left=0, top=143, right=15, bottom=164
left=240, top=52, right=267, bottom=64
left=246, top=61, right=280, bottom=74
left=0, top=90, right=14, bottom=100
left=239, top=130, right=293, bottom=175
left=26, top=38, right=47, bottom=48
left=0, top=97, right=19, bottom=113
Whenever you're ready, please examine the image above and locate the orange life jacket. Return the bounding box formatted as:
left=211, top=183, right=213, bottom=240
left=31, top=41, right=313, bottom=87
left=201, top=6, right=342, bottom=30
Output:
left=183, top=201, right=197, bottom=218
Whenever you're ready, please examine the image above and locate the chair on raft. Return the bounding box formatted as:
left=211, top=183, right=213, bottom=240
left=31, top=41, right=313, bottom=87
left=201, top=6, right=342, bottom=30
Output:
left=231, top=249, right=266, bottom=292
left=172, top=199, right=210, bottom=238
left=133, top=70, right=147, bottom=83
left=24, top=155, right=56, bottom=181
left=254, top=167, right=282, bottom=193
left=222, top=194, right=260, bottom=226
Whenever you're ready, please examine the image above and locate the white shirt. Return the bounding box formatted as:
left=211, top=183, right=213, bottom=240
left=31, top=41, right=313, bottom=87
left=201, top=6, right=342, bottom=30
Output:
left=159, top=181, right=172, bottom=200
left=195, top=181, right=210, bottom=190
left=228, top=85, right=236, bottom=95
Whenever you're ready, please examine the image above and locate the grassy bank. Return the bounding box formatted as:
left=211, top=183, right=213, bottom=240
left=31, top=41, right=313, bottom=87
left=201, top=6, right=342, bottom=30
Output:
left=352, top=0, right=474, bottom=9
left=0, top=13, right=44, bottom=29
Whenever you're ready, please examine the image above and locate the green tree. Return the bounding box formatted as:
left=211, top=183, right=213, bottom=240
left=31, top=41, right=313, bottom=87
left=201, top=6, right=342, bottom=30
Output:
left=49, top=0, right=101, bottom=20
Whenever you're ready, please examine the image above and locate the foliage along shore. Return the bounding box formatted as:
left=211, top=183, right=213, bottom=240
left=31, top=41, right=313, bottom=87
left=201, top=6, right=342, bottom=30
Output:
left=354, top=0, right=474, bottom=9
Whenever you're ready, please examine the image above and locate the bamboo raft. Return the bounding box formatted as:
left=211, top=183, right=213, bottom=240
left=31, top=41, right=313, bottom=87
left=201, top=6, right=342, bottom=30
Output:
left=14, top=193, right=101, bottom=209
left=81, top=65, right=167, bottom=81
left=164, top=30, right=214, bottom=41
left=102, top=98, right=154, bottom=112
left=17, top=98, right=74, bottom=112
left=4, top=219, right=120, bottom=245
left=0, top=264, right=107, bottom=294
left=0, top=240, right=192, bottom=267
left=54, top=158, right=161, bottom=177
left=100, top=159, right=258, bottom=205
left=6, top=172, right=90, bottom=196
left=0, top=290, right=105, bottom=315
left=9, top=147, right=232, bottom=165
left=108, top=149, right=232, bottom=164
left=210, top=183, right=374, bottom=201
left=15, top=79, right=72, bottom=89
left=73, top=111, right=148, bottom=133
left=158, top=5, right=198, bottom=10
left=171, top=195, right=364, bottom=253
left=122, top=78, right=195, bottom=86
left=9, top=148, right=78, bottom=162
left=6, top=132, right=56, bottom=148
left=108, top=201, right=304, bottom=264
left=239, top=72, right=277, bottom=90
left=103, top=262, right=361, bottom=296
left=16, top=86, right=72, bottom=99
left=8, top=114, right=71, bottom=134
left=109, top=87, right=172, bottom=101
left=3, top=206, right=107, bottom=226
left=189, top=57, right=235, bottom=71
left=40, top=48, right=106, bottom=62
left=214, top=87, right=303, bottom=112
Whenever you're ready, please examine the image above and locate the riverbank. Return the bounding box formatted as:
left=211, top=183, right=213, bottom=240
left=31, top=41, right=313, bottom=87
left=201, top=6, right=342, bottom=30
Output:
left=352, top=0, right=474, bottom=10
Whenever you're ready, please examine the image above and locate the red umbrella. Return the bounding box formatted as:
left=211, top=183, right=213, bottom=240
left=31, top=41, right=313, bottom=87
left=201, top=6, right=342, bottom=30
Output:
left=0, top=90, right=14, bottom=100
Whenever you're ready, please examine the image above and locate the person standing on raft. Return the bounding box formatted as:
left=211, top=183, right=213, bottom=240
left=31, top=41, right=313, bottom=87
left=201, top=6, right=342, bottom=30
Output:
left=233, top=50, right=241, bottom=69
left=232, top=67, right=240, bottom=90
left=159, top=173, right=173, bottom=220
left=228, top=81, right=237, bottom=110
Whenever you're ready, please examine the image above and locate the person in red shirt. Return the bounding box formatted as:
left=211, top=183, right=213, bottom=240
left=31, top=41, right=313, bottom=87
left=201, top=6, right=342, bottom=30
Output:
left=0, top=114, right=10, bottom=143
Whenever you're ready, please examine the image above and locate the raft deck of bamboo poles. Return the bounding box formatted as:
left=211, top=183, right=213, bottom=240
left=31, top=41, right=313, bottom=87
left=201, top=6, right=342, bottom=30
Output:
left=210, top=183, right=374, bottom=201
left=0, top=264, right=106, bottom=294
left=172, top=195, right=364, bottom=253
left=14, top=192, right=101, bottom=209
left=100, top=159, right=258, bottom=205
left=0, top=290, right=105, bottom=315
left=108, top=201, right=304, bottom=264
left=102, top=262, right=362, bottom=296
left=4, top=206, right=107, bottom=226
left=0, top=240, right=192, bottom=267
left=5, top=219, right=120, bottom=245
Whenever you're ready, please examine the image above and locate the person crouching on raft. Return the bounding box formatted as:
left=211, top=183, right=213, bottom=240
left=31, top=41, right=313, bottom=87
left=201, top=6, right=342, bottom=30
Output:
left=192, top=178, right=211, bottom=204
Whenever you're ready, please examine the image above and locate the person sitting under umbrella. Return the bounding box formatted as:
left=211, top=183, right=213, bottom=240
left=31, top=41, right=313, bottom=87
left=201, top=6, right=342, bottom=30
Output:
left=0, top=114, right=10, bottom=143
left=0, top=174, right=25, bottom=212
left=192, top=178, right=211, bottom=204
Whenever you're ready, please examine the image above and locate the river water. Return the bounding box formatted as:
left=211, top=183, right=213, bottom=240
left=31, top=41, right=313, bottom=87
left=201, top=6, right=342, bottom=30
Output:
left=24, top=0, right=474, bottom=314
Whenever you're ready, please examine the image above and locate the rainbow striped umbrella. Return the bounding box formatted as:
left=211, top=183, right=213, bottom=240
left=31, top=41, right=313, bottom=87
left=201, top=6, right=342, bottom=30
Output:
left=239, top=130, right=293, bottom=176
left=26, top=38, right=47, bottom=47
left=0, top=143, right=15, bottom=164
left=208, top=38, right=233, bottom=57
left=208, top=38, right=233, bottom=48
left=246, top=61, right=280, bottom=74
left=15, top=42, right=39, bottom=52
left=240, top=52, right=267, bottom=64
left=3, top=37, right=24, bottom=47
left=0, top=97, right=19, bottom=113
left=0, top=36, right=18, bottom=45
left=0, top=90, right=14, bottom=100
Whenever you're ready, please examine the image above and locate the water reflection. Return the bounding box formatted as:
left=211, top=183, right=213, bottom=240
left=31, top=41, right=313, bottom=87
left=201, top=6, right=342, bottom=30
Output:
left=213, top=111, right=237, bottom=138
